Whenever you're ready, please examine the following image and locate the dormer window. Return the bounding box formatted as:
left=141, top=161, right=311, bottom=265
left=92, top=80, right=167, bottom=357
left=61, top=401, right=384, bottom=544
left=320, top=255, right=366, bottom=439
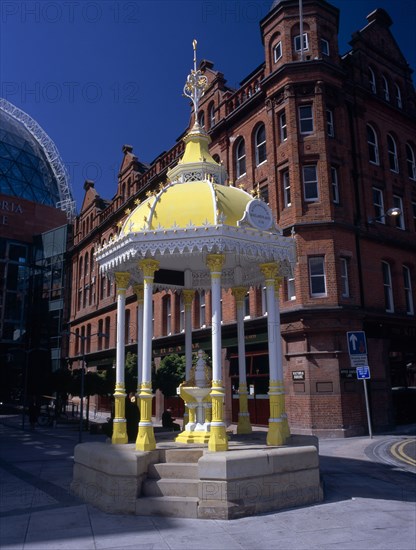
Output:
left=321, top=38, right=329, bottom=56
left=294, top=33, right=308, bottom=52
left=273, top=41, right=282, bottom=62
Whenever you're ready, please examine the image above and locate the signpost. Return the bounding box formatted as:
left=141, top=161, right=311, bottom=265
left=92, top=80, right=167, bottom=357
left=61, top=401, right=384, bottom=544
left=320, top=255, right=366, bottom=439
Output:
left=346, top=331, right=373, bottom=438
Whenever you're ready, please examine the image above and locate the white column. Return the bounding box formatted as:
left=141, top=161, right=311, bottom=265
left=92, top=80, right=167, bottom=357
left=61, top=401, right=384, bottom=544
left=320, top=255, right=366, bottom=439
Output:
left=112, top=272, right=130, bottom=444
left=274, top=279, right=283, bottom=381
left=232, top=287, right=252, bottom=434
left=260, top=263, right=286, bottom=446
left=265, top=277, right=278, bottom=381
left=133, top=285, right=144, bottom=390
left=206, top=254, right=228, bottom=451
left=136, top=259, right=159, bottom=451
left=182, top=290, right=194, bottom=380
left=116, top=286, right=127, bottom=385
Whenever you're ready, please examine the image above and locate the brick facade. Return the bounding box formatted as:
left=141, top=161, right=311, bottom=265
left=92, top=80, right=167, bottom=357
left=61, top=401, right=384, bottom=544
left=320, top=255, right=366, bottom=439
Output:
left=67, top=0, right=416, bottom=436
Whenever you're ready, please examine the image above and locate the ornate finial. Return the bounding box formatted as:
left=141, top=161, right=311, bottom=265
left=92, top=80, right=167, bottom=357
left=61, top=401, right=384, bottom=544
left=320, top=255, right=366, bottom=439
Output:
left=183, top=39, right=208, bottom=121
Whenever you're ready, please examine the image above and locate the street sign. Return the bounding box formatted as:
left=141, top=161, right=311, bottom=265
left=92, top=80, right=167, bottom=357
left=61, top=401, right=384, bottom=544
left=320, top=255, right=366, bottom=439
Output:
left=356, top=366, right=371, bottom=379
left=347, top=331, right=367, bottom=356
left=350, top=355, right=368, bottom=368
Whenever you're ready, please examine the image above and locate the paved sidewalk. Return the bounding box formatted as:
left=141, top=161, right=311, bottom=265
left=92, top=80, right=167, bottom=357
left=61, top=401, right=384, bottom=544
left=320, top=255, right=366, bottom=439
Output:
left=0, top=416, right=415, bottom=550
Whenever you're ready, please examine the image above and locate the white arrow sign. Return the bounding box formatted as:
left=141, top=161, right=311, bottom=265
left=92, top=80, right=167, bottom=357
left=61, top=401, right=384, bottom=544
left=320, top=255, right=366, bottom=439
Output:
left=349, top=333, right=358, bottom=351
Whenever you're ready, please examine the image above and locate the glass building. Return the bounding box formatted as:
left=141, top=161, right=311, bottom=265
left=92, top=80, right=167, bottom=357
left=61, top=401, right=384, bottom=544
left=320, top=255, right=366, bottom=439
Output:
left=0, top=107, right=60, bottom=206
left=0, top=100, right=74, bottom=401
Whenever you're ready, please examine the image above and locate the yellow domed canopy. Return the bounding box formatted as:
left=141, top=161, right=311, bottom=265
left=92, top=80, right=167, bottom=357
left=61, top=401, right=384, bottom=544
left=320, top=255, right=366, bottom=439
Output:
left=121, top=181, right=253, bottom=234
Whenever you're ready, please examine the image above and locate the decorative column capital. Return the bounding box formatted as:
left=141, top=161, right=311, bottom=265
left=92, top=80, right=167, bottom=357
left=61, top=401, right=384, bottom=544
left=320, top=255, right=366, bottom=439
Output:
left=133, top=284, right=144, bottom=302
left=206, top=253, right=225, bottom=277
left=259, top=262, right=278, bottom=283
left=139, top=259, right=160, bottom=280
left=115, top=272, right=130, bottom=292
left=182, top=289, right=195, bottom=308
left=232, top=286, right=247, bottom=304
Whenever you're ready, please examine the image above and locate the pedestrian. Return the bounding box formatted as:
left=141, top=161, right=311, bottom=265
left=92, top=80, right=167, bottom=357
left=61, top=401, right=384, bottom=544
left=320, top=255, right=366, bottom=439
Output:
left=162, top=408, right=180, bottom=431
left=28, top=398, right=39, bottom=430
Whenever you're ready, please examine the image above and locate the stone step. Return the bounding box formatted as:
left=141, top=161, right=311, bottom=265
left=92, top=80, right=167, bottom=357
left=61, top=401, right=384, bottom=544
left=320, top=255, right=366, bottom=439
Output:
left=136, top=496, right=199, bottom=518
left=142, top=478, right=199, bottom=498
left=161, top=448, right=204, bottom=463
left=148, top=462, right=199, bottom=480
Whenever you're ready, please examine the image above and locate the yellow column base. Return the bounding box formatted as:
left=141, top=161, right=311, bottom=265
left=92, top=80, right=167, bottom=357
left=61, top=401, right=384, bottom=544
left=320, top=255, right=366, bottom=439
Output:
left=112, top=420, right=128, bottom=444
left=208, top=386, right=228, bottom=452
left=267, top=382, right=288, bottom=446
left=208, top=425, right=228, bottom=451
left=112, top=386, right=128, bottom=445
left=237, top=388, right=252, bottom=434
left=176, top=430, right=211, bottom=444
left=135, top=385, right=155, bottom=451
left=136, top=424, right=156, bottom=451
left=266, top=421, right=287, bottom=446
left=237, top=412, right=252, bottom=435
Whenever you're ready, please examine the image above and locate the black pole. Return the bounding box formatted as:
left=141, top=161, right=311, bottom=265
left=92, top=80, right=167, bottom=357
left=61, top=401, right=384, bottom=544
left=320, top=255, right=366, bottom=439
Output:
left=79, top=339, right=85, bottom=444
left=21, top=352, right=29, bottom=430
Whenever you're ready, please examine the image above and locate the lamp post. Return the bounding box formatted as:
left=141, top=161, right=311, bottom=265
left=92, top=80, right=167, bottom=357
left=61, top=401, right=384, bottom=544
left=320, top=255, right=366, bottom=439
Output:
left=9, top=347, right=47, bottom=430
left=64, top=330, right=107, bottom=443
left=367, top=207, right=401, bottom=224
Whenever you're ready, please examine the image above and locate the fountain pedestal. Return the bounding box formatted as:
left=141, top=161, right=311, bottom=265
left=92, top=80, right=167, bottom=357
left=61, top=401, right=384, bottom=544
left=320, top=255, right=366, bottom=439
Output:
left=176, top=350, right=212, bottom=444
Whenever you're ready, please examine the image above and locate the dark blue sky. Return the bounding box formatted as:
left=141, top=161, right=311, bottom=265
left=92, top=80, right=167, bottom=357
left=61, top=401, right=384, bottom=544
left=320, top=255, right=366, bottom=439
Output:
left=1, top=0, right=415, bottom=209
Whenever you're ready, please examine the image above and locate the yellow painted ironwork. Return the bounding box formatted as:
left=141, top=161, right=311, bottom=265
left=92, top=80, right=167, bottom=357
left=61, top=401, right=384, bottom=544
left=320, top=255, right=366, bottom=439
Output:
left=112, top=383, right=128, bottom=444
left=136, top=382, right=156, bottom=451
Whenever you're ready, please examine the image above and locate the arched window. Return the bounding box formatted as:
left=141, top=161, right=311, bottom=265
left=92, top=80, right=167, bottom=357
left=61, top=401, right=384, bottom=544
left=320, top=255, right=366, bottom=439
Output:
left=254, top=124, right=267, bottom=166
left=273, top=40, right=282, bottom=62
left=395, top=83, right=402, bottom=108
left=209, top=104, right=215, bottom=128
left=387, top=134, right=399, bottom=172
left=403, top=266, right=414, bottom=315
left=368, top=67, right=376, bottom=94
left=367, top=124, right=379, bottom=165
left=382, top=75, right=390, bottom=101
left=84, top=252, right=89, bottom=277
left=162, top=294, right=171, bottom=335
left=198, top=111, right=205, bottom=129
left=199, top=290, right=206, bottom=327
left=90, top=248, right=95, bottom=274
left=100, top=274, right=106, bottom=300
left=78, top=256, right=83, bottom=279
left=235, top=138, right=246, bottom=178
left=406, top=143, right=416, bottom=180
left=382, top=261, right=394, bottom=313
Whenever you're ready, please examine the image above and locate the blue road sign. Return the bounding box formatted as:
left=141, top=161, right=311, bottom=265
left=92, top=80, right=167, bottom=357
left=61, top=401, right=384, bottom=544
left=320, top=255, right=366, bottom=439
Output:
left=347, top=331, right=367, bottom=356
left=356, top=366, right=371, bottom=379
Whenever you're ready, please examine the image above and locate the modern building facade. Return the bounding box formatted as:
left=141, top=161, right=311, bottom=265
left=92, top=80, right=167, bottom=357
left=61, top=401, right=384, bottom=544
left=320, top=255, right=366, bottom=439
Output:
left=68, top=0, right=416, bottom=437
left=0, top=99, right=74, bottom=400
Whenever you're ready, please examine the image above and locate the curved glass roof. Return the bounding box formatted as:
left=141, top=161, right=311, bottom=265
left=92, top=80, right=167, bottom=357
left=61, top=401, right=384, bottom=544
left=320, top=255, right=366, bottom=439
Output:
left=0, top=107, right=60, bottom=206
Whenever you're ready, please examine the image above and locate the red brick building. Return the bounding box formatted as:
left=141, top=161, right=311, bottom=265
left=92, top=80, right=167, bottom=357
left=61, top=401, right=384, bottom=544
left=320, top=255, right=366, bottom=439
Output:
left=68, top=0, right=416, bottom=436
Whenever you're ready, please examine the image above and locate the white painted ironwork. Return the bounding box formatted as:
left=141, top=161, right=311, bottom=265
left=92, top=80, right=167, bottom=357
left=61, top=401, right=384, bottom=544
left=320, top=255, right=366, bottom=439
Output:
left=0, top=98, right=76, bottom=220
